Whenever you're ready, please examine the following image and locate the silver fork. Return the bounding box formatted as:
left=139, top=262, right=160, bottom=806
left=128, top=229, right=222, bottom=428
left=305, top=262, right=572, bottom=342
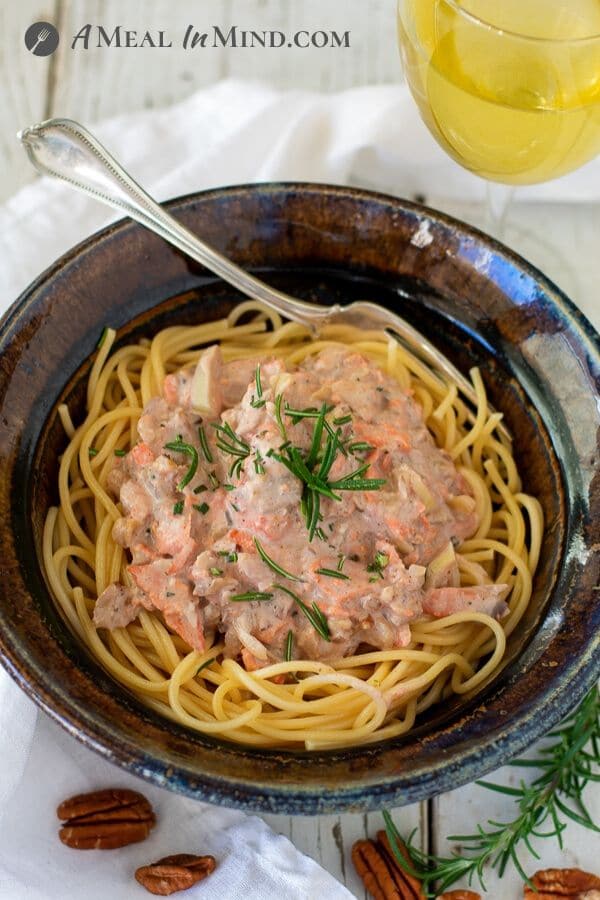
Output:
left=30, top=27, right=50, bottom=53
left=18, top=117, right=509, bottom=438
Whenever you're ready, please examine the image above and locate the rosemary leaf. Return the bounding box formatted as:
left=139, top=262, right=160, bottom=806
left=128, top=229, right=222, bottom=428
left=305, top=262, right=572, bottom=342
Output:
left=315, top=567, right=350, bottom=581
left=250, top=364, right=265, bottom=408
left=274, top=583, right=330, bottom=641
left=284, top=630, right=294, bottom=662
left=195, top=657, right=215, bottom=677
left=230, top=591, right=274, bottom=602
left=274, top=393, right=287, bottom=440
left=254, top=537, right=304, bottom=582
left=164, top=438, right=199, bottom=491
left=198, top=424, right=213, bottom=463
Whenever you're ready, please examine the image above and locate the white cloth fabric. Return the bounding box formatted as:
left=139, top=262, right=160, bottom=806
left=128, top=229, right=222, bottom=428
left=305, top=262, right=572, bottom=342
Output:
left=0, top=715, right=352, bottom=899
left=0, top=78, right=597, bottom=899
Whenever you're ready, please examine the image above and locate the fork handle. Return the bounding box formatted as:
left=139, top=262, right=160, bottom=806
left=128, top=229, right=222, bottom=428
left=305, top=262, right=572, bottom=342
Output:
left=18, top=118, right=333, bottom=332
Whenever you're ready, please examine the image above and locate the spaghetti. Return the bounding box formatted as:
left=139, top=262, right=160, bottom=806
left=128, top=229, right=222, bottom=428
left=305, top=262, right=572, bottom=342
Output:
left=43, top=302, right=543, bottom=749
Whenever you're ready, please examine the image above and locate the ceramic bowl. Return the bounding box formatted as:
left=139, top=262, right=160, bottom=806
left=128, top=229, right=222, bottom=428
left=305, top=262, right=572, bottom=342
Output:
left=0, top=184, right=598, bottom=814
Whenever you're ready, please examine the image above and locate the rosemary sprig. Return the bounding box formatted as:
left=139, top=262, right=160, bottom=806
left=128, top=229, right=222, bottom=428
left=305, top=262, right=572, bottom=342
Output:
left=212, top=422, right=250, bottom=459
left=329, top=462, right=385, bottom=491
left=254, top=450, right=265, bottom=475
left=164, top=436, right=199, bottom=490
left=315, top=567, right=350, bottom=581
left=254, top=537, right=304, bottom=582
left=198, top=425, right=213, bottom=463
left=274, top=393, right=287, bottom=439
left=230, top=591, right=274, bottom=602
left=267, top=402, right=385, bottom=540
left=195, top=657, right=215, bottom=677
left=332, top=413, right=352, bottom=425
left=250, top=364, right=266, bottom=408
left=348, top=441, right=375, bottom=454
left=383, top=685, right=600, bottom=897
left=283, top=403, right=333, bottom=422
left=284, top=630, right=294, bottom=662
left=274, top=583, right=330, bottom=641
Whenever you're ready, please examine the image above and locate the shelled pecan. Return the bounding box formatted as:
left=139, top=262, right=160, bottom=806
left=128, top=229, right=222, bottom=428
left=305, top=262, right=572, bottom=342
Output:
left=135, top=854, right=217, bottom=896
left=57, top=788, right=156, bottom=849
left=352, top=829, right=425, bottom=899
left=524, top=867, right=600, bottom=898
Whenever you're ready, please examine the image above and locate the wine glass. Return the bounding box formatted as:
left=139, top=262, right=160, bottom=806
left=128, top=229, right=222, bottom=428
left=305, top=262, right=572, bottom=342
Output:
left=396, top=0, right=600, bottom=236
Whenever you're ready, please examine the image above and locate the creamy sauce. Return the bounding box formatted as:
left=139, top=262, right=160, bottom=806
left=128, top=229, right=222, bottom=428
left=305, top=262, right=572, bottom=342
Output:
left=95, top=347, right=507, bottom=667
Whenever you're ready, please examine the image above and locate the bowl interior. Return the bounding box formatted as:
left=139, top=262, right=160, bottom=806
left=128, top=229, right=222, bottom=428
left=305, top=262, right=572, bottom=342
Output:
left=0, top=184, right=598, bottom=814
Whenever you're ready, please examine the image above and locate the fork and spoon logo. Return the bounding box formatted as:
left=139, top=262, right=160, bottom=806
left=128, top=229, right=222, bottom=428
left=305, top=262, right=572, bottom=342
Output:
left=24, top=22, right=60, bottom=56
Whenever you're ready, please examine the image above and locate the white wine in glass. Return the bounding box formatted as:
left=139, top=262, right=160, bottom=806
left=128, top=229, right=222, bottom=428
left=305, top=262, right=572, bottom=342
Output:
left=397, top=0, right=600, bottom=186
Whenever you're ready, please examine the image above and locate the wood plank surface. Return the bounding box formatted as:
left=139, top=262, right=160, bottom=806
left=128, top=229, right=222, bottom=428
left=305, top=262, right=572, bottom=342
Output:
left=263, top=802, right=426, bottom=899
left=0, top=0, right=59, bottom=201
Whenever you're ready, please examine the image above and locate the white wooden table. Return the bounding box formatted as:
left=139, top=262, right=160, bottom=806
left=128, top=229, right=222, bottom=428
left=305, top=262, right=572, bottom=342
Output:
left=1, top=3, right=598, bottom=896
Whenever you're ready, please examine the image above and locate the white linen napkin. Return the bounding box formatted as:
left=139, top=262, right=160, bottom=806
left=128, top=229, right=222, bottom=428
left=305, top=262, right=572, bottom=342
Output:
left=0, top=78, right=597, bottom=900
left=0, top=714, right=351, bottom=899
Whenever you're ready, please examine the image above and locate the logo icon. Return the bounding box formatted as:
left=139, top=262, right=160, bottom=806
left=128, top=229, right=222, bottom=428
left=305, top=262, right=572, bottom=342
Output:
left=25, top=22, right=59, bottom=56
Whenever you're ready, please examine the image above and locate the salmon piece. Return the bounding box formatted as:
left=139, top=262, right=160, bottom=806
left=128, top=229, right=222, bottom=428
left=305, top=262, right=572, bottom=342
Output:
left=393, top=624, right=412, bottom=647
left=160, top=579, right=205, bottom=651
left=106, top=460, right=128, bottom=496
left=163, top=373, right=180, bottom=407
left=120, top=481, right=153, bottom=521
left=241, top=649, right=265, bottom=671
left=152, top=503, right=197, bottom=573
left=423, top=585, right=508, bottom=619
left=129, top=541, right=160, bottom=565
left=228, top=529, right=255, bottom=554
left=129, top=561, right=205, bottom=651
left=354, top=419, right=411, bottom=452
left=93, top=584, right=143, bottom=629
left=257, top=619, right=289, bottom=644
left=131, top=443, right=155, bottom=466
left=112, top=516, right=142, bottom=548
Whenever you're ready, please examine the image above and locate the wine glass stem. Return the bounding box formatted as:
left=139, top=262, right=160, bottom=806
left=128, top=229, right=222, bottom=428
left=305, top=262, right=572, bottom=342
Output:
left=484, top=182, right=515, bottom=239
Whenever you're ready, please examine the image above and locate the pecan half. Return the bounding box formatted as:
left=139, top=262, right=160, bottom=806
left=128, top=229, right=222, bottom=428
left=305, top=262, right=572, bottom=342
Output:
left=57, top=788, right=156, bottom=849
left=352, top=829, right=425, bottom=899
left=135, top=854, right=217, bottom=896
left=524, top=868, right=600, bottom=899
